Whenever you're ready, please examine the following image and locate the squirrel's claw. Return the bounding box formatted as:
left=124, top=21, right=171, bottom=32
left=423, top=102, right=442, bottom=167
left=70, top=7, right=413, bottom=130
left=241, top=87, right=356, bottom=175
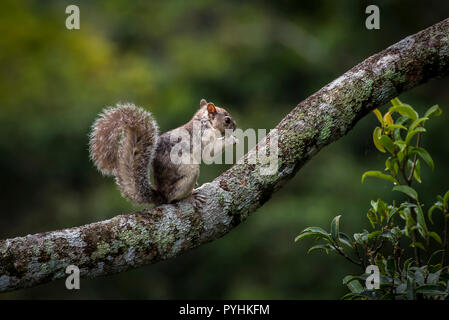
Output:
left=192, top=190, right=206, bottom=209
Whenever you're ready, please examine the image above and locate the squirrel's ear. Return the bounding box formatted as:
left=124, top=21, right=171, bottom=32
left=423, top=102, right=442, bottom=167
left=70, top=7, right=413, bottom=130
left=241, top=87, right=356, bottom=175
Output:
left=200, top=99, right=207, bottom=107
left=207, top=103, right=216, bottom=114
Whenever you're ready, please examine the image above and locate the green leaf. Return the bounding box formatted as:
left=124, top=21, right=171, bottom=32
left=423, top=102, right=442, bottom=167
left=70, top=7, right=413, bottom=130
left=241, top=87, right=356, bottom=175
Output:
left=373, top=127, right=386, bottom=153
left=416, top=284, right=446, bottom=295
left=370, top=200, right=378, bottom=212
left=428, top=203, right=443, bottom=224
left=367, top=210, right=378, bottom=228
left=295, top=227, right=331, bottom=242
left=387, top=207, right=399, bottom=223
left=404, top=210, right=416, bottom=238
left=410, top=147, right=434, bottom=170
left=341, top=293, right=360, bottom=300
left=410, top=242, right=426, bottom=251
left=392, top=185, right=418, bottom=200
left=377, top=200, right=388, bottom=222
left=342, top=275, right=364, bottom=285
left=384, top=112, right=393, bottom=125
left=373, top=109, right=384, bottom=126
left=390, top=97, right=402, bottom=107
left=353, top=232, right=369, bottom=244
left=424, top=105, right=442, bottom=118
left=379, top=135, right=395, bottom=154
left=294, top=232, right=314, bottom=242
left=386, top=124, right=407, bottom=131
left=389, top=104, right=419, bottom=121
left=307, top=244, right=331, bottom=254
left=405, top=127, right=426, bottom=145
left=396, top=283, right=407, bottom=294
left=443, top=190, right=449, bottom=209
left=407, top=277, right=416, bottom=300
left=299, top=227, right=329, bottom=235
left=393, top=140, right=406, bottom=152
left=416, top=205, right=428, bottom=236
left=384, top=158, right=392, bottom=173
left=394, top=117, right=408, bottom=141
left=362, top=171, right=398, bottom=184
left=413, top=159, right=421, bottom=183
left=426, top=270, right=442, bottom=285
left=428, top=232, right=442, bottom=245
left=368, top=230, right=382, bottom=239
left=380, top=229, right=395, bottom=241
left=409, top=117, right=429, bottom=131
left=343, top=276, right=364, bottom=294
left=331, top=215, right=341, bottom=242
left=295, top=232, right=324, bottom=242
left=403, top=258, right=414, bottom=272
left=339, top=232, right=353, bottom=248
left=397, top=150, right=405, bottom=162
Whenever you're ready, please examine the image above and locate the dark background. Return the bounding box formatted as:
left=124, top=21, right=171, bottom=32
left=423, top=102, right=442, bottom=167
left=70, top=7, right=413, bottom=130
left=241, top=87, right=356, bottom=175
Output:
left=0, top=0, right=448, bottom=299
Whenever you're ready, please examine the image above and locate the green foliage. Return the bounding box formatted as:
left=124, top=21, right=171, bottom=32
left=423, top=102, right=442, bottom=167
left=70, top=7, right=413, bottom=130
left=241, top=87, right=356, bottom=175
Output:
left=296, top=99, right=449, bottom=300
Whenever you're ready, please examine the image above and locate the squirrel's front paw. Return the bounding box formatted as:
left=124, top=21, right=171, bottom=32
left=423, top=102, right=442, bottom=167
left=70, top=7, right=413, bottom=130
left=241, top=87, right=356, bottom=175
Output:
left=192, top=190, right=206, bottom=209
left=225, top=135, right=239, bottom=146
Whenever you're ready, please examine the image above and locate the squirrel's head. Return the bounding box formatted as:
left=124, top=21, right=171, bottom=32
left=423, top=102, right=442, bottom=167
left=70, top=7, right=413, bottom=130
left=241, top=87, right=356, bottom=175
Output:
left=200, top=99, right=236, bottom=136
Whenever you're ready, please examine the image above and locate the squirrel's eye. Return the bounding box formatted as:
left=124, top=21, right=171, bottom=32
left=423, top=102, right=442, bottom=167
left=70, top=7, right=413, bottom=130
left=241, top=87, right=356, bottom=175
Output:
left=225, top=117, right=231, bottom=124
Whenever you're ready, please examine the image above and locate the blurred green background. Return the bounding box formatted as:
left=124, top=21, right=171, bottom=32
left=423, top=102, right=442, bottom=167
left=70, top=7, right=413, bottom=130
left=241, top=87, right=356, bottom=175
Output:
left=0, top=0, right=448, bottom=299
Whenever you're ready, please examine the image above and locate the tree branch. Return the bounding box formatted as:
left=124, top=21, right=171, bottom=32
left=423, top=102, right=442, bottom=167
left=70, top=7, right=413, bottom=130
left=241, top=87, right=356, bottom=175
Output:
left=1, top=18, right=449, bottom=293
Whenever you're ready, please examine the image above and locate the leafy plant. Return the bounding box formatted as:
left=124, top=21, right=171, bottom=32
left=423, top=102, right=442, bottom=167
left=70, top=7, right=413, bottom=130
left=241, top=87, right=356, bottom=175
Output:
left=295, top=98, right=449, bottom=299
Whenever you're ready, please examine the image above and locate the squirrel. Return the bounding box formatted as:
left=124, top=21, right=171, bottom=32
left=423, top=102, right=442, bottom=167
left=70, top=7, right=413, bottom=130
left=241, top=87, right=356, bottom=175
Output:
left=89, top=99, right=237, bottom=207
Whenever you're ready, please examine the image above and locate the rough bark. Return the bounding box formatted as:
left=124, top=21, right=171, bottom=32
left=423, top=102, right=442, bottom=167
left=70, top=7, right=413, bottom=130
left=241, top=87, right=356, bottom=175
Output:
left=1, top=18, right=449, bottom=293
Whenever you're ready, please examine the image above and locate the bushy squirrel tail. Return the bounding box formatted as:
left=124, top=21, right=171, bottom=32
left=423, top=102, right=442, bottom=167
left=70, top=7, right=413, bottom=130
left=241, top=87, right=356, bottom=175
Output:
left=89, top=103, right=161, bottom=204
